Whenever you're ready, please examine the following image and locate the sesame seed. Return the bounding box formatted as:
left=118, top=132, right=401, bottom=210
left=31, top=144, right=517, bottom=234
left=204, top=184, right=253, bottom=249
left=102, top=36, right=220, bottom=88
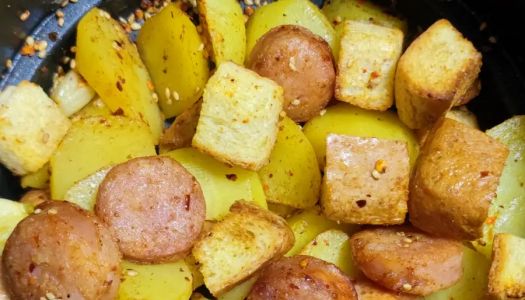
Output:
left=94, top=98, right=105, bottom=108
left=299, top=259, right=309, bottom=268
left=244, top=0, right=254, bottom=5
left=488, top=36, right=497, bottom=44
left=279, top=111, right=287, bottom=118
left=254, top=0, right=261, bottom=6
left=57, top=17, right=64, bottom=27
left=291, top=99, right=300, bottom=106
left=34, top=40, right=48, bottom=51
left=165, top=87, right=171, bottom=99
left=198, top=43, right=204, bottom=51
left=60, top=0, right=68, bottom=8
left=403, top=237, right=413, bottom=244
left=334, top=16, right=342, bottom=24
left=38, top=50, right=47, bottom=59
left=127, top=269, right=138, bottom=276
left=172, top=90, right=180, bottom=101
left=47, top=208, right=57, bottom=215
left=70, top=0, right=78, bottom=3
left=34, top=208, right=42, bottom=214
left=19, top=10, right=31, bottom=22
left=69, top=59, right=76, bottom=69
left=152, top=93, right=159, bottom=103
left=46, top=292, right=57, bottom=300
left=55, top=10, right=64, bottom=18
left=374, top=159, right=386, bottom=174
left=371, top=169, right=381, bottom=180
left=61, top=56, right=70, bottom=64
left=320, top=109, right=327, bottom=116
left=5, top=59, right=13, bottom=69
left=112, top=41, right=122, bottom=51
left=479, top=21, right=487, bottom=31
left=130, top=22, right=141, bottom=31
left=402, top=283, right=412, bottom=291
left=25, top=36, right=35, bottom=46
left=70, top=46, right=76, bottom=53
left=288, top=56, right=297, bottom=71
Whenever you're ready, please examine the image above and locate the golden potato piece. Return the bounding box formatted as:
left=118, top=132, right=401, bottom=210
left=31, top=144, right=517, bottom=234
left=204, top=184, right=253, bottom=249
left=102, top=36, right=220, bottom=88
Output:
left=409, top=118, right=508, bottom=240
left=20, top=163, right=49, bottom=189
left=159, top=100, right=202, bottom=153
left=336, top=20, right=403, bottom=111
left=322, top=134, right=409, bottom=225
left=350, top=226, right=464, bottom=296
left=488, top=233, right=525, bottom=299
left=192, top=62, right=283, bottom=171
left=395, top=19, right=482, bottom=129
left=248, top=25, right=335, bottom=122
left=192, top=201, right=293, bottom=296
left=0, top=198, right=29, bottom=251
left=247, top=255, right=358, bottom=300
left=137, top=4, right=209, bottom=118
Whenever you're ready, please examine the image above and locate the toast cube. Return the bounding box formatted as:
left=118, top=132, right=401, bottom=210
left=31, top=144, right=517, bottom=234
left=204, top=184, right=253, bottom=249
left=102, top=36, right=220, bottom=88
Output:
left=321, top=134, right=409, bottom=225
left=395, top=19, right=482, bottom=129
left=192, top=62, right=283, bottom=171
left=0, top=81, right=71, bottom=175
left=409, top=118, right=508, bottom=240
left=489, top=233, right=525, bottom=299
left=192, top=201, right=294, bottom=296
left=335, top=20, right=403, bottom=111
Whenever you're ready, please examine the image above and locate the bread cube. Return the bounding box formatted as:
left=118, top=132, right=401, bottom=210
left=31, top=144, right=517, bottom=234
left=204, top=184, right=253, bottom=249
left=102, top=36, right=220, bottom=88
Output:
left=0, top=81, right=71, bottom=175
left=489, top=233, right=525, bottom=299
left=192, top=62, right=283, bottom=171
left=192, top=201, right=293, bottom=296
left=409, top=118, right=508, bottom=240
left=335, top=20, right=403, bottom=111
left=395, top=19, right=482, bottom=129
left=321, top=134, right=409, bottom=225
left=50, top=70, right=95, bottom=116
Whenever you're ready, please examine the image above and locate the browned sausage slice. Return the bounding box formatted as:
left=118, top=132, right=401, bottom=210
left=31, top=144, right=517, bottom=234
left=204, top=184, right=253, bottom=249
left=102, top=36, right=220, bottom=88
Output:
left=350, top=226, right=463, bottom=296
left=95, top=156, right=205, bottom=263
left=247, top=255, right=357, bottom=300
left=248, top=25, right=335, bottom=123
left=2, top=201, right=121, bottom=300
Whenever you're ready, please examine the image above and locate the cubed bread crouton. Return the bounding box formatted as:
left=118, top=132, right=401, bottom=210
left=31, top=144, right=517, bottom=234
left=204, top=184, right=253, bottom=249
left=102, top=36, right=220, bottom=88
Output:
left=335, top=20, right=403, bottom=111
left=192, top=62, right=283, bottom=171
left=192, top=201, right=294, bottom=296
left=409, top=118, right=508, bottom=240
left=395, top=19, right=482, bottom=129
left=0, top=81, right=71, bottom=175
left=489, top=233, right=525, bottom=299
left=50, top=70, right=95, bottom=116
left=321, top=134, right=409, bottom=225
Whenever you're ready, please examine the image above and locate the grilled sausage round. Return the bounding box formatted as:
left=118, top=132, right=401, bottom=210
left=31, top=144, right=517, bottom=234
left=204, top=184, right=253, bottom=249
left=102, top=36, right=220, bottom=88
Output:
left=248, top=25, right=335, bottom=122
left=95, top=156, right=205, bottom=263
left=247, top=255, right=357, bottom=300
left=2, top=201, right=121, bottom=300
left=350, top=226, right=464, bottom=296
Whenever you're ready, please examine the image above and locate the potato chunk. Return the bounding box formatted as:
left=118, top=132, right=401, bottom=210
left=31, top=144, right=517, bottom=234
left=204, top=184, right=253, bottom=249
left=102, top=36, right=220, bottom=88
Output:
left=0, top=81, right=70, bottom=175
left=0, top=198, right=28, bottom=251
left=137, top=4, right=209, bottom=118
left=409, top=118, right=508, bottom=240
left=488, top=233, right=525, bottom=299
left=192, top=62, right=283, bottom=171
left=350, top=226, right=464, bottom=296
left=395, top=19, right=482, bottom=129
left=336, top=21, right=403, bottom=111
left=76, top=8, right=163, bottom=141
left=192, top=201, right=293, bottom=296
left=50, top=70, right=95, bottom=116
left=322, top=134, right=409, bottom=225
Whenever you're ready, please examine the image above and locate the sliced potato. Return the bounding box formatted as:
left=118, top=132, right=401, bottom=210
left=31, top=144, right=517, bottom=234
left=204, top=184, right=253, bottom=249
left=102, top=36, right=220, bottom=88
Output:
left=425, top=246, right=489, bottom=300
left=0, top=198, right=29, bottom=250
left=198, top=0, right=245, bottom=64
left=218, top=276, right=258, bottom=300
left=138, top=4, right=209, bottom=118
left=164, top=148, right=266, bottom=220
left=118, top=260, right=192, bottom=300
left=473, top=116, right=525, bottom=258
left=299, top=229, right=360, bottom=278
left=76, top=8, right=163, bottom=141
left=286, top=208, right=358, bottom=256
left=72, top=98, right=112, bottom=120
left=258, top=117, right=320, bottom=209
left=50, top=116, right=156, bottom=199
left=20, top=163, right=49, bottom=189
left=303, top=103, right=418, bottom=169
left=245, top=0, right=336, bottom=59
left=64, top=166, right=112, bottom=211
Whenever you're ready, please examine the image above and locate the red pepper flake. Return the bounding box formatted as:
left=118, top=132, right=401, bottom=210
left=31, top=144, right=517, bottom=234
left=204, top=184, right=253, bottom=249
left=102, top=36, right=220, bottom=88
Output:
left=480, top=171, right=490, bottom=178
left=20, top=44, right=36, bottom=56
left=370, top=71, right=380, bottom=79
left=226, top=174, right=238, bottom=181
left=112, top=107, right=124, bottom=116
left=485, top=216, right=497, bottom=225
left=356, top=199, right=367, bottom=208
left=184, top=194, right=191, bottom=211
left=19, top=10, right=31, bottom=22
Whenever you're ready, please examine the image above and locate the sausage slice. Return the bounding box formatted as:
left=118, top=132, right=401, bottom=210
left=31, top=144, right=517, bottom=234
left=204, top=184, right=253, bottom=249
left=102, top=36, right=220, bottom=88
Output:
left=2, top=201, right=121, bottom=300
left=247, top=255, right=357, bottom=300
left=95, top=156, right=205, bottom=263
left=350, top=226, right=463, bottom=296
left=248, top=25, right=335, bottom=122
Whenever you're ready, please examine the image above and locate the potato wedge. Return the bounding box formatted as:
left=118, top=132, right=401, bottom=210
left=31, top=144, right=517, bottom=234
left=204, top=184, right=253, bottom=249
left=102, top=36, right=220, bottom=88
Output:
left=198, top=0, right=245, bottom=65
left=20, top=163, right=49, bottom=189
left=0, top=198, right=28, bottom=250
left=245, top=0, right=336, bottom=59
left=137, top=4, right=209, bottom=118
left=303, top=103, right=418, bottom=169
left=50, top=116, right=156, bottom=199
left=164, top=148, right=266, bottom=220
left=64, top=166, right=112, bottom=211
left=299, top=229, right=360, bottom=278
left=118, top=260, right=192, bottom=300
left=473, top=116, right=525, bottom=258
left=286, top=207, right=358, bottom=256
left=76, top=8, right=163, bottom=141
left=258, top=117, right=320, bottom=209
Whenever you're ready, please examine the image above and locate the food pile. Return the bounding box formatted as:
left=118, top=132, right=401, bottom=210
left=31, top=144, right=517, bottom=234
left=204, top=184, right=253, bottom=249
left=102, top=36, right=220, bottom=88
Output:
left=0, top=0, right=524, bottom=299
